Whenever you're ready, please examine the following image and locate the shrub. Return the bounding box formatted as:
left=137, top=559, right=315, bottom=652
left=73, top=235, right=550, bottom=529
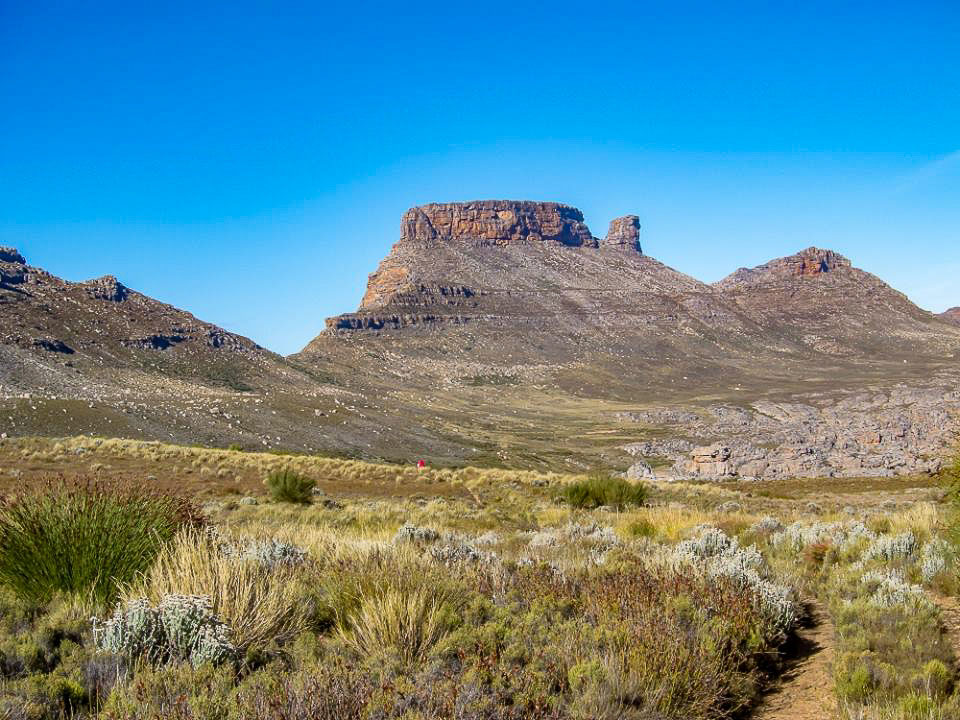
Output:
left=558, top=473, right=647, bottom=510
left=264, top=469, right=315, bottom=504
left=126, top=530, right=309, bottom=654
left=392, top=523, right=440, bottom=544
left=92, top=595, right=235, bottom=667
left=0, top=480, right=197, bottom=605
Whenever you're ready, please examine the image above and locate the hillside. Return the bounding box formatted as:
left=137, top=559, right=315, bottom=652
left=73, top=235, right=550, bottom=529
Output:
left=0, top=247, right=351, bottom=450
left=941, top=307, right=960, bottom=326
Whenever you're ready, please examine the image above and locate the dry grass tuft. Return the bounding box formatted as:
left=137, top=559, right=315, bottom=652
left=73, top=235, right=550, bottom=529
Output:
left=336, top=584, right=455, bottom=665
left=125, top=529, right=309, bottom=654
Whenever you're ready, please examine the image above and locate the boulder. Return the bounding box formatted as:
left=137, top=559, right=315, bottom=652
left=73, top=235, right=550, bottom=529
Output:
left=625, top=460, right=654, bottom=480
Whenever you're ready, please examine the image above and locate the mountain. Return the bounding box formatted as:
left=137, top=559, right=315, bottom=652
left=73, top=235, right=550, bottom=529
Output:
left=2, top=201, right=959, bottom=478
left=296, top=201, right=960, bottom=475
left=941, top=308, right=960, bottom=326
left=0, top=247, right=348, bottom=449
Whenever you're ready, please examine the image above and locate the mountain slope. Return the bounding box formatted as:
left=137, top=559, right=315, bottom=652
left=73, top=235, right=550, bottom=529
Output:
left=0, top=247, right=357, bottom=450
left=714, top=246, right=956, bottom=359
left=0, top=247, right=294, bottom=394
left=941, top=308, right=960, bottom=326
left=300, top=202, right=958, bottom=395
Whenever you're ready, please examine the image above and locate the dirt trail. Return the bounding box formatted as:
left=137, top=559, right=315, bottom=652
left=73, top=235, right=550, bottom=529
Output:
left=932, top=595, right=960, bottom=666
left=752, top=603, right=837, bottom=720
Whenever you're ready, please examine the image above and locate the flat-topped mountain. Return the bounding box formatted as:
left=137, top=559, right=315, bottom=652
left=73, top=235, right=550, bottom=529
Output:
left=298, top=200, right=960, bottom=474
left=308, top=201, right=954, bottom=367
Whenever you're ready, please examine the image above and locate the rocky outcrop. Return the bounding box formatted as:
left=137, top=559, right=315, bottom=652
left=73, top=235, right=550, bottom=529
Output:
left=0, top=248, right=25, bottom=265
left=940, top=308, right=960, bottom=326
left=620, top=386, right=960, bottom=481
left=684, top=443, right=735, bottom=478
left=327, top=313, right=471, bottom=331
left=83, top=275, right=129, bottom=302
left=603, top=215, right=642, bottom=251
left=400, top=201, right=598, bottom=248
left=716, top=247, right=852, bottom=290
left=0, top=247, right=27, bottom=286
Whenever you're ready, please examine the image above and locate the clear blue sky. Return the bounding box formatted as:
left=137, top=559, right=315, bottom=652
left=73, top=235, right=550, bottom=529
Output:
left=1, top=1, right=958, bottom=354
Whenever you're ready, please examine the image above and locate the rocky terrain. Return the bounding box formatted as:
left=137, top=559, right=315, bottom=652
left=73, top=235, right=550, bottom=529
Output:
left=1, top=201, right=958, bottom=477
left=621, top=384, right=959, bottom=480
left=941, top=307, right=960, bottom=325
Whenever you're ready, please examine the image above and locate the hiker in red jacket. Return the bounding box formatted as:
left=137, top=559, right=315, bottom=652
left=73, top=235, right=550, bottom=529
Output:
left=417, top=459, right=426, bottom=469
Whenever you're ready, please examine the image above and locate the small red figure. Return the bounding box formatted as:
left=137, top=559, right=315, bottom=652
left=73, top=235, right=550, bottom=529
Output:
left=417, top=459, right=426, bottom=469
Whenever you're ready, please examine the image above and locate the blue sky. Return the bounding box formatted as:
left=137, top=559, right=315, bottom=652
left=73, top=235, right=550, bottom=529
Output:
left=1, top=0, right=958, bottom=354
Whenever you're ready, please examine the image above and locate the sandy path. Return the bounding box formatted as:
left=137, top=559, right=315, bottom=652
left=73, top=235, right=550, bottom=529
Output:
left=752, top=603, right=837, bottom=720
left=933, top=594, right=960, bottom=666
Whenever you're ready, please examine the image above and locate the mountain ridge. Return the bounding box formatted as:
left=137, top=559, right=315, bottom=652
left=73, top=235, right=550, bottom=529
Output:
left=1, top=201, right=958, bottom=477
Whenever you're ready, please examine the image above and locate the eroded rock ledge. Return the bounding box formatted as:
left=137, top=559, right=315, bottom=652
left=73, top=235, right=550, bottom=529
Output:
left=716, top=247, right=852, bottom=290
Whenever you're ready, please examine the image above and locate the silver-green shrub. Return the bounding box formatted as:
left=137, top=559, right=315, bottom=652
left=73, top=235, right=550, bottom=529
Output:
left=864, top=531, right=917, bottom=562
left=92, top=595, right=236, bottom=667
left=921, top=539, right=949, bottom=583
left=674, top=527, right=798, bottom=635
left=207, top=526, right=308, bottom=568
left=392, top=523, right=440, bottom=544
left=237, top=538, right=307, bottom=568
left=859, top=569, right=928, bottom=608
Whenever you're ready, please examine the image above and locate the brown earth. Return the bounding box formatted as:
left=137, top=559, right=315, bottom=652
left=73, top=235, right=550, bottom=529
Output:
left=752, top=603, right=837, bottom=720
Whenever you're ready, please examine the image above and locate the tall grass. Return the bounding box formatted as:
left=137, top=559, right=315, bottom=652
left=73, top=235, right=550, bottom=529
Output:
left=126, top=529, right=310, bottom=654
left=264, top=469, right=315, bottom=504
left=0, top=480, right=197, bottom=605
left=941, top=452, right=960, bottom=548
left=558, top=473, right=648, bottom=510
left=337, top=584, right=456, bottom=665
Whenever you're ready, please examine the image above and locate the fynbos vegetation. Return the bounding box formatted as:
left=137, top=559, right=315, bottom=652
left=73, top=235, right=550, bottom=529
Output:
left=0, top=441, right=957, bottom=719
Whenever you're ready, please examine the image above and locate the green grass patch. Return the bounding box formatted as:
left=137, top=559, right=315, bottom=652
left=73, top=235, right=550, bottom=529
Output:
left=264, top=469, right=315, bottom=504
left=0, top=480, right=198, bottom=606
left=557, top=473, right=648, bottom=510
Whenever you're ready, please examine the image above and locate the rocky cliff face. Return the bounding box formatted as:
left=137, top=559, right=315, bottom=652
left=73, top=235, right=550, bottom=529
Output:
left=400, top=200, right=598, bottom=248
left=603, top=215, right=642, bottom=250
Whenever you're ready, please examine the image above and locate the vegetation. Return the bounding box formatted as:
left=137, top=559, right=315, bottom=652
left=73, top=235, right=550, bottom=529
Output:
left=125, top=529, right=310, bottom=655
left=0, top=480, right=196, bottom=605
left=0, top=437, right=958, bottom=718
left=558, top=472, right=648, bottom=510
left=264, top=469, right=315, bottom=504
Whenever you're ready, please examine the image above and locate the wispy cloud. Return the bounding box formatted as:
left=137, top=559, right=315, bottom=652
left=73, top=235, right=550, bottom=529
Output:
left=893, top=150, right=960, bottom=194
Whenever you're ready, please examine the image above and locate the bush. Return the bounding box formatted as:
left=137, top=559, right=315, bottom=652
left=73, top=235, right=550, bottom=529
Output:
left=93, top=595, right=236, bottom=667
left=558, top=473, right=647, bottom=510
left=0, top=480, right=198, bottom=605
left=126, top=530, right=309, bottom=654
left=264, top=469, right=315, bottom=504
